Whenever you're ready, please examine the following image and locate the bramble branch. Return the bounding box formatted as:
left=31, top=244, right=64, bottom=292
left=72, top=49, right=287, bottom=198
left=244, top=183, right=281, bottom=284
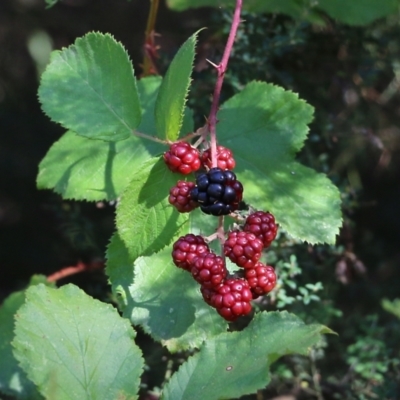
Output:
left=208, top=0, right=243, bottom=168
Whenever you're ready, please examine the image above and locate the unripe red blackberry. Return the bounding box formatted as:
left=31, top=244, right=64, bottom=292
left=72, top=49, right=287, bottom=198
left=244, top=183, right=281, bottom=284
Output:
left=200, top=285, right=217, bottom=307
left=210, top=278, right=253, bottom=321
left=223, top=231, right=263, bottom=269
left=172, top=234, right=210, bottom=271
left=168, top=181, right=198, bottom=213
left=245, top=262, right=277, bottom=299
left=191, top=252, right=227, bottom=288
left=201, top=145, right=236, bottom=171
left=164, top=142, right=201, bottom=175
left=243, top=211, right=278, bottom=248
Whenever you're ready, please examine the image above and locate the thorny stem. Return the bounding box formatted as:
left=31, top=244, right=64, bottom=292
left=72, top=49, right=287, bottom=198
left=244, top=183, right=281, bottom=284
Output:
left=207, top=0, right=243, bottom=168
left=207, top=0, right=243, bottom=248
left=142, top=0, right=160, bottom=77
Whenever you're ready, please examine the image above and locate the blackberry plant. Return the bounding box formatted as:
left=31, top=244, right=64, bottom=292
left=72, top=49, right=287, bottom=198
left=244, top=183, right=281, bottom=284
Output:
left=0, top=0, right=365, bottom=399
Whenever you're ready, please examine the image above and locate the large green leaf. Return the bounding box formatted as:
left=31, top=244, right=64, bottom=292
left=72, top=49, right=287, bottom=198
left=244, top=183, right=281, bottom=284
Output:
left=167, top=0, right=397, bottom=25
left=166, top=0, right=308, bottom=17
left=37, top=75, right=194, bottom=201
left=161, top=311, right=332, bottom=400
left=138, top=76, right=194, bottom=137
left=155, top=31, right=198, bottom=141
left=115, top=157, right=188, bottom=262
left=37, top=130, right=164, bottom=201
left=318, top=0, right=398, bottom=26
left=126, top=244, right=227, bottom=352
left=0, top=276, right=51, bottom=400
left=217, top=81, right=341, bottom=244
left=38, top=32, right=141, bottom=141
left=13, top=284, right=144, bottom=400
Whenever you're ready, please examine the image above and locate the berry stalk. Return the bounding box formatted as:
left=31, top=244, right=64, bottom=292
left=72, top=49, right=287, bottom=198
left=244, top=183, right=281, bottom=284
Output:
left=208, top=0, right=243, bottom=168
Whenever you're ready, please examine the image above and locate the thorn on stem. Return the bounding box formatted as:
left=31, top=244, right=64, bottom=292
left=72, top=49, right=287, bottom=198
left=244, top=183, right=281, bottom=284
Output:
left=206, top=58, right=220, bottom=69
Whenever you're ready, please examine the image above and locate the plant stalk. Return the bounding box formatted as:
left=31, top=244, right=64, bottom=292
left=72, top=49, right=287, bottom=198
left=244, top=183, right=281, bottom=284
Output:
left=142, top=0, right=160, bottom=77
left=208, top=0, right=243, bottom=168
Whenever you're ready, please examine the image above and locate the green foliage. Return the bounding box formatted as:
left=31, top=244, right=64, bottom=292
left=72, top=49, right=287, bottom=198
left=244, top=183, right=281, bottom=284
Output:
left=127, top=244, right=227, bottom=352
left=166, top=0, right=398, bottom=25
left=270, top=255, right=323, bottom=308
left=317, top=0, right=398, bottom=26
left=0, top=276, right=51, bottom=400
left=217, top=81, right=342, bottom=244
left=345, top=315, right=400, bottom=386
left=161, top=312, right=332, bottom=400
left=13, top=284, right=144, bottom=400
left=382, top=298, right=400, bottom=319
left=39, top=33, right=141, bottom=142
left=155, top=31, right=199, bottom=141
left=23, top=4, right=348, bottom=399
left=37, top=130, right=163, bottom=201
left=45, top=0, right=59, bottom=8
left=115, top=157, right=188, bottom=262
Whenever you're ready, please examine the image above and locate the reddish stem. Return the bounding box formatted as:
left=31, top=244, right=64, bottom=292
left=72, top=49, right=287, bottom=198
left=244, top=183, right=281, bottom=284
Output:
left=47, top=260, right=104, bottom=282
left=207, top=0, right=243, bottom=168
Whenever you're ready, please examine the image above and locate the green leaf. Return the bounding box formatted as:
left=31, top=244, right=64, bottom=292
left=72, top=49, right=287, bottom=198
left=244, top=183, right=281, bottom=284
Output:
left=45, top=0, right=59, bottom=8
left=38, top=32, right=141, bottom=141
left=126, top=244, right=227, bottom=352
left=167, top=0, right=397, bottom=25
left=0, top=276, right=51, bottom=400
left=155, top=32, right=199, bottom=141
left=105, top=231, right=135, bottom=312
left=138, top=76, right=194, bottom=137
left=318, top=0, right=398, bottom=25
left=382, top=298, right=400, bottom=319
left=161, top=311, right=332, bottom=400
left=166, top=0, right=322, bottom=21
left=116, top=157, right=188, bottom=262
left=217, top=81, right=342, bottom=244
left=13, top=284, right=144, bottom=400
left=37, top=130, right=164, bottom=201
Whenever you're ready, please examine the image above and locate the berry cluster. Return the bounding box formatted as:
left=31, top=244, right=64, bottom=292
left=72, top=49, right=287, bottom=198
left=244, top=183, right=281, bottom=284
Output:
left=164, top=142, right=239, bottom=215
left=164, top=141, right=278, bottom=321
left=170, top=210, right=278, bottom=322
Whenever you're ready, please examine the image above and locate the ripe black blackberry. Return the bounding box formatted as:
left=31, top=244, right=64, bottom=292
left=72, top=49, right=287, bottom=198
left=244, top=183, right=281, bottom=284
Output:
left=190, top=168, right=243, bottom=216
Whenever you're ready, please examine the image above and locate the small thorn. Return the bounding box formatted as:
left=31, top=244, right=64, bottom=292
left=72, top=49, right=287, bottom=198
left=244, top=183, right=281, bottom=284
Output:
left=206, top=58, right=219, bottom=69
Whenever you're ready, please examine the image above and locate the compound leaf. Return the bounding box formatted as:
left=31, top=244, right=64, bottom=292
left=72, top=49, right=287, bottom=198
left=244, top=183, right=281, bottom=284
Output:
left=126, top=244, right=227, bottom=352
left=217, top=81, right=341, bottom=244
left=155, top=31, right=198, bottom=141
left=161, top=311, right=332, bottom=400
left=13, top=284, right=144, bottom=400
left=115, top=157, right=188, bottom=262
left=39, top=32, right=141, bottom=141
left=0, top=276, right=51, bottom=400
